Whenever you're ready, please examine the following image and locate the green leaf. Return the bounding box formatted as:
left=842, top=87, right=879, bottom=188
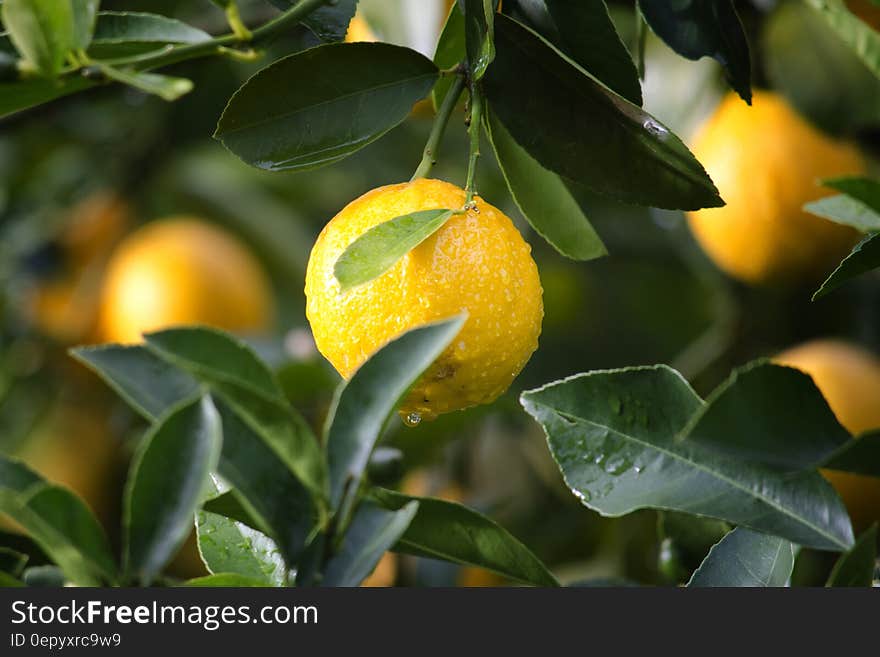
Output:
left=0, top=455, right=116, bottom=585
left=97, top=65, right=193, bottom=101
left=638, top=0, right=751, bottom=103
left=813, top=233, right=880, bottom=300
left=823, top=177, right=880, bottom=213
left=521, top=366, right=854, bottom=551
left=88, top=11, right=210, bottom=59
left=70, top=344, right=199, bottom=422
left=805, top=0, right=880, bottom=79
left=0, top=572, right=24, bottom=587
left=764, top=2, right=880, bottom=135
left=71, top=0, right=99, bottom=50
left=805, top=195, right=880, bottom=233
left=374, top=489, right=559, bottom=586
left=1, top=0, right=73, bottom=76
left=505, top=0, right=641, bottom=105
left=683, top=362, right=851, bottom=470
left=215, top=43, right=438, bottom=172
left=197, top=504, right=287, bottom=586
left=143, top=328, right=326, bottom=499
left=827, top=525, right=878, bottom=587
left=22, top=565, right=66, bottom=587
left=202, top=491, right=261, bottom=532
left=322, top=499, right=418, bottom=586
left=687, top=527, right=794, bottom=587
left=214, top=399, right=318, bottom=565
left=334, top=209, right=456, bottom=291
left=325, top=316, right=466, bottom=511
left=0, top=546, right=28, bottom=577
left=485, top=108, right=606, bottom=261
left=124, top=396, right=222, bottom=585
left=0, top=75, right=96, bottom=119
left=144, top=327, right=284, bottom=402
left=268, top=0, right=357, bottom=43
left=824, top=430, right=880, bottom=477
left=181, top=573, right=267, bottom=587
left=432, top=2, right=466, bottom=110
left=463, top=0, right=495, bottom=81
left=483, top=14, right=722, bottom=211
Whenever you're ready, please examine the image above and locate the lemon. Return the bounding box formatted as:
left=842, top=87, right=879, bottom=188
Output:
left=362, top=552, right=397, bottom=587
left=98, top=218, right=273, bottom=344
left=774, top=339, right=880, bottom=530
left=304, top=178, right=543, bottom=421
left=345, top=13, right=378, bottom=43
left=686, top=91, right=866, bottom=285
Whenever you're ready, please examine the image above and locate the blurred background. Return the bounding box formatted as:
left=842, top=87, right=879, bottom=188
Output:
left=1, top=0, right=879, bottom=586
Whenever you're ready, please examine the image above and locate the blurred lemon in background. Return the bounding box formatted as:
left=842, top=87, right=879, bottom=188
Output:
left=28, top=193, right=131, bottom=343
left=775, top=339, right=880, bottom=529
left=686, top=91, right=866, bottom=285
left=98, top=218, right=273, bottom=344
left=304, top=178, right=543, bottom=422
left=345, top=12, right=379, bottom=43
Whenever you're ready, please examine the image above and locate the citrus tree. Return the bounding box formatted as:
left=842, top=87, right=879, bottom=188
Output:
left=0, top=0, right=878, bottom=588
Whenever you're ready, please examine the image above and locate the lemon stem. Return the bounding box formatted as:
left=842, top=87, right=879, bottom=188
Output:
left=225, top=3, right=253, bottom=41
left=465, top=82, right=484, bottom=204
left=411, top=73, right=466, bottom=181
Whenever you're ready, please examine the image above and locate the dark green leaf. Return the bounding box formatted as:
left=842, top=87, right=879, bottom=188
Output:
left=483, top=14, right=722, bottom=211
left=0, top=75, right=96, bottom=119
left=1, top=0, right=73, bottom=76
left=805, top=195, right=880, bottom=233
left=98, top=65, right=193, bottom=101
left=88, top=11, right=210, bottom=59
left=463, top=0, right=495, bottom=80
left=197, top=508, right=287, bottom=586
left=432, top=2, right=466, bottom=110
left=658, top=511, right=730, bottom=562
left=805, top=0, right=880, bottom=79
left=22, top=565, right=66, bottom=587
left=334, top=209, right=456, bottom=291
left=0, top=456, right=116, bottom=585
left=827, top=525, right=877, bottom=587
left=813, top=233, right=880, bottom=300
left=144, top=327, right=284, bottom=403
left=521, top=366, right=854, bottom=551
left=485, top=108, right=606, bottom=261
left=215, top=43, right=438, bottom=172
left=823, top=177, right=880, bottom=212
left=70, top=344, right=199, bottom=422
left=325, top=316, right=465, bottom=511
left=638, top=0, right=751, bottom=103
left=322, top=499, right=418, bottom=586
left=687, top=527, right=794, bottom=587
left=202, top=490, right=261, bottom=530
left=181, top=573, right=267, bottom=587
left=71, top=0, right=99, bottom=50
left=143, top=328, right=326, bottom=499
left=505, top=0, right=641, bottom=105
left=684, top=362, right=851, bottom=470
left=373, top=488, right=558, bottom=586
left=0, top=572, right=24, bottom=587
left=124, top=396, right=222, bottom=585
left=824, top=430, right=880, bottom=477
left=214, top=399, right=317, bottom=565
left=268, top=0, right=357, bottom=42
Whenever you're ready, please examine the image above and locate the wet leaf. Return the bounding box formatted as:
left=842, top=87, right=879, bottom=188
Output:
left=688, top=527, right=794, bottom=587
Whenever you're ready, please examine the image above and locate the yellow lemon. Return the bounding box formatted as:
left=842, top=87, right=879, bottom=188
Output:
left=774, top=339, right=880, bottom=530
left=362, top=552, right=397, bottom=587
left=345, top=13, right=378, bottom=43
left=304, top=178, right=543, bottom=421
left=686, top=91, right=866, bottom=285
left=98, top=218, right=273, bottom=344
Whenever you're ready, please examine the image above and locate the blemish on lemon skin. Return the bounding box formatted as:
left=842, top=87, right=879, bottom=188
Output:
left=304, top=178, right=543, bottom=421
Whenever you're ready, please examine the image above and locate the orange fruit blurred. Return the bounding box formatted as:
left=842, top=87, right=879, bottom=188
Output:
left=686, top=91, right=865, bottom=285
left=98, top=218, right=273, bottom=344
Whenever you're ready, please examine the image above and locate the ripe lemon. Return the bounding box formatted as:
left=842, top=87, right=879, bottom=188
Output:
left=304, top=178, right=543, bottom=421
left=98, top=218, right=273, bottom=344
left=362, top=552, right=397, bottom=587
left=774, top=339, right=880, bottom=530
left=345, top=13, right=378, bottom=43
left=686, top=91, right=866, bottom=285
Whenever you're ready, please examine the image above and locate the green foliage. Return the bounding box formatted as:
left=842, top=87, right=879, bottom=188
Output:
left=826, top=525, right=878, bottom=587
left=2, top=0, right=74, bottom=77
left=334, top=209, right=456, bottom=291
left=687, top=527, right=794, bottom=587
